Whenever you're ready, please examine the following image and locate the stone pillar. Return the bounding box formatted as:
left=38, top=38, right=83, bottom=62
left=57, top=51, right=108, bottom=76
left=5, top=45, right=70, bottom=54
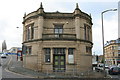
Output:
left=38, top=16, right=44, bottom=39
left=23, top=24, right=26, bottom=42
left=37, top=42, right=43, bottom=71
left=66, top=48, right=68, bottom=64
left=75, top=17, right=80, bottom=39
left=74, top=3, right=81, bottom=39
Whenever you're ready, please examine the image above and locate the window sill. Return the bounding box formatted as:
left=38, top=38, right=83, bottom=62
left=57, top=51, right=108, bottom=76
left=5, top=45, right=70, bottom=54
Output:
left=44, top=62, right=52, bottom=65
left=67, top=63, right=76, bottom=65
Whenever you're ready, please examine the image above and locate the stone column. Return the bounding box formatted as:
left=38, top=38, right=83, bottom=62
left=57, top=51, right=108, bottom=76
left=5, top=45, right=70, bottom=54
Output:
left=75, top=17, right=80, bottom=39
left=29, top=26, right=32, bottom=40
left=38, top=16, right=44, bottom=39
left=37, top=42, right=43, bottom=71
left=66, top=48, right=68, bottom=64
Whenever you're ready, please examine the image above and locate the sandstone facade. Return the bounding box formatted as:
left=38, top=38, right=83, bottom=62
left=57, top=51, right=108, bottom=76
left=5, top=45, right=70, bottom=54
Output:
left=22, top=3, right=93, bottom=73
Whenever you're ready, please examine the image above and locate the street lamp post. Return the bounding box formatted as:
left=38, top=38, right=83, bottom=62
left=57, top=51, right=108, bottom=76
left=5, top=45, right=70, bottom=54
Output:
left=101, top=9, right=117, bottom=77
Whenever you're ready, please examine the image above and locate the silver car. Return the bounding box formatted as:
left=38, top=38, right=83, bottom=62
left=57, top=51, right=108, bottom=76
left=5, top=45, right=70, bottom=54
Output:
left=1, top=54, right=7, bottom=58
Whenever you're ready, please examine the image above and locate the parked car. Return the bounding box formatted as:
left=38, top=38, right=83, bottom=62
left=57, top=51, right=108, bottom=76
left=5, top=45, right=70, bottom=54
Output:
left=95, top=63, right=109, bottom=72
left=117, top=64, right=120, bottom=68
left=1, top=54, right=7, bottom=58
left=109, top=65, right=117, bottom=69
left=108, top=67, right=120, bottom=75
left=95, top=63, right=104, bottom=72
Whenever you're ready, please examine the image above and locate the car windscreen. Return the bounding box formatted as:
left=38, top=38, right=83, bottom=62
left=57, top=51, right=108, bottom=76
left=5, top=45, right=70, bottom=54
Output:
left=113, top=67, right=119, bottom=71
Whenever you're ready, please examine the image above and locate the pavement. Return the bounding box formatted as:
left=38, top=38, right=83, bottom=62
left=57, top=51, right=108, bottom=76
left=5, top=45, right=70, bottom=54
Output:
left=7, top=55, right=46, bottom=78
left=7, top=55, right=106, bottom=78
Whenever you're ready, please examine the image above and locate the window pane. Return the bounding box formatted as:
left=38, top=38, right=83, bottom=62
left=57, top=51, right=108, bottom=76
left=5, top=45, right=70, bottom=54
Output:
left=68, top=48, right=74, bottom=55
left=68, top=55, right=74, bottom=63
left=61, top=62, right=64, bottom=65
left=27, top=28, right=30, bottom=40
left=27, top=46, right=32, bottom=54
left=61, top=56, right=64, bottom=60
left=55, top=29, right=59, bottom=33
left=68, top=48, right=74, bottom=64
left=31, top=27, right=34, bottom=39
left=84, top=25, right=86, bottom=40
left=55, top=56, right=58, bottom=60
left=54, top=25, right=63, bottom=38
left=59, top=29, right=63, bottom=33
left=45, top=55, right=50, bottom=62
left=44, top=48, right=51, bottom=63
left=62, top=48, right=65, bottom=54
left=55, top=62, right=58, bottom=65
left=54, top=48, right=65, bottom=54
left=29, top=47, right=31, bottom=54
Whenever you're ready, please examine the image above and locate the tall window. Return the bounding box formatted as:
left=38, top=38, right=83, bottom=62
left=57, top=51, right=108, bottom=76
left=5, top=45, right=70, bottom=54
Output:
left=26, top=23, right=34, bottom=40
left=87, top=27, right=90, bottom=41
left=86, top=46, right=91, bottom=54
left=84, top=25, right=87, bottom=40
left=68, top=48, right=74, bottom=64
left=31, top=24, right=34, bottom=39
left=44, top=48, right=51, bottom=63
left=54, top=25, right=63, bottom=38
left=84, top=24, right=91, bottom=41
left=27, top=26, right=31, bottom=40
left=118, top=54, right=120, bottom=57
left=27, top=46, right=32, bottom=54
left=113, top=52, right=115, bottom=56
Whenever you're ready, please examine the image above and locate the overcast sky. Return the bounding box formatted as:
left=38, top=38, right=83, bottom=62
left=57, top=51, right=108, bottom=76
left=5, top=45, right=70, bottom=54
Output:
left=0, top=0, right=119, bottom=55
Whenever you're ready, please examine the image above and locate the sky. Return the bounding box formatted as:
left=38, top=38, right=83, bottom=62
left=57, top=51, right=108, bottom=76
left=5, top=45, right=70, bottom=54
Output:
left=0, top=0, right=119, bottom=55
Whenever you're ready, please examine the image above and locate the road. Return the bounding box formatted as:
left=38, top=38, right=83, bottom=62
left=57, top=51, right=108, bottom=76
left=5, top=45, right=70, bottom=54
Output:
left=1, top=54, right=30, bottom=78
left=108, top=74, right=120, bottom=78
left=1, top=54, right=120, bottom=79
left=95, top=66, right=120, bottom=78
left=105, top=67, right=120, bottom=78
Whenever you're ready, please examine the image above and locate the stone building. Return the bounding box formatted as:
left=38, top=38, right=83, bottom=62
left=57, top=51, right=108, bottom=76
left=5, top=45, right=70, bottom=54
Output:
left=22, top=3, right=93, bottom=73
left=105, top=38, right=120, bottom=65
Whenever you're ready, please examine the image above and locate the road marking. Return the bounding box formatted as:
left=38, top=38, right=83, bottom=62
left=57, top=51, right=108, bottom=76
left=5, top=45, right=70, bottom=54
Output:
left=107, top=75, right=112, bottom=78
left=4, top=55, right=35, bottom=78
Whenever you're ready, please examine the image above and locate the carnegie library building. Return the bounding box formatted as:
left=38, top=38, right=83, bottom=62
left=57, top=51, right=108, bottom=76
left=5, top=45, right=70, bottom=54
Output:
left=22, top=3, right=93, bottom=73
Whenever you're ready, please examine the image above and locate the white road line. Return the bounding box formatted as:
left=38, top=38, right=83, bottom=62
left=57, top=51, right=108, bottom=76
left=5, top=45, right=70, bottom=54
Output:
left=107, top=75, right=112, bottom=78
left=4, top=55, right=35, bottom=78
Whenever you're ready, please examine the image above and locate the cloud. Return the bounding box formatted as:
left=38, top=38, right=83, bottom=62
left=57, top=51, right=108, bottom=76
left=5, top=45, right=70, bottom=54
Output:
left=0, top=0, right=118, bottom=53
left=92, top=13, right=118, bottom=55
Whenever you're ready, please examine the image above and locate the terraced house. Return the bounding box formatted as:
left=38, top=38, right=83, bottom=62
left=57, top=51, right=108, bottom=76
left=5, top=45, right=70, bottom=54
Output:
left=105, top=38, right=120, bottom=65
left=22, top=3, right=93, bottom=73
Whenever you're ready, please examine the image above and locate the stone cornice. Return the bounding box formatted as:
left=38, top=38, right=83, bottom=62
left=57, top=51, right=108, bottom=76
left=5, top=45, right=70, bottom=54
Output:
left=23, top=38, right=93, bottom=45
left=23, top=11, right=92, bottom=25
left=104, top=43, right=118, bottom=48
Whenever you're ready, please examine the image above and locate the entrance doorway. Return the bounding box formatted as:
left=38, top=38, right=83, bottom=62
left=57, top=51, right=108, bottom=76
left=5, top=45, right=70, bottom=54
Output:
left=53, top=54, right=66, bottom=72
left=53, top=48, right=66, bottom=72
